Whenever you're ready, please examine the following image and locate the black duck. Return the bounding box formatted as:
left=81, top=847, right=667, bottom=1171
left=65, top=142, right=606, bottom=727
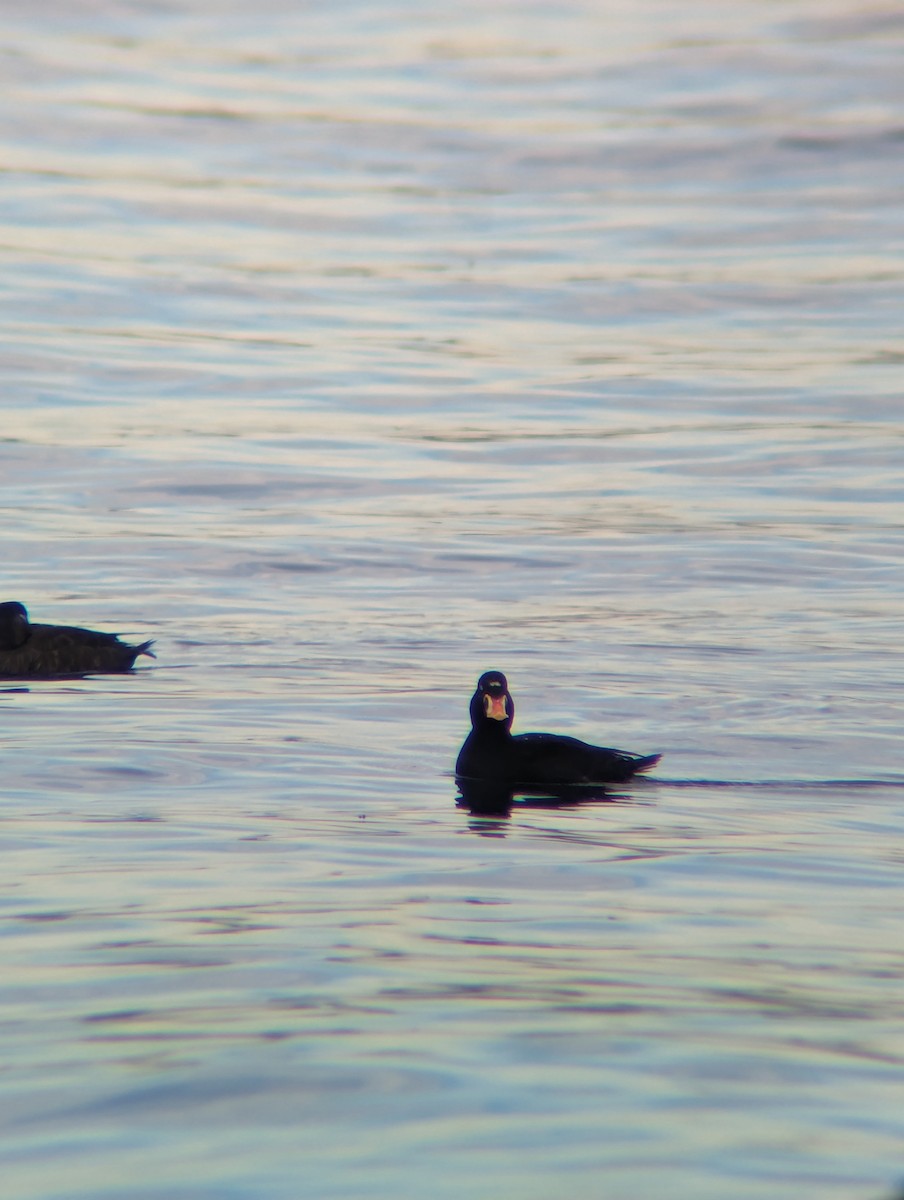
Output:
left=0, top=601, right=155, bottom=678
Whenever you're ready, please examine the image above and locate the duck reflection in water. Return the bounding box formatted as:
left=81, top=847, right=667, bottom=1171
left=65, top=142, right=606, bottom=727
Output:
left=456, top=777, right=621, bottom=819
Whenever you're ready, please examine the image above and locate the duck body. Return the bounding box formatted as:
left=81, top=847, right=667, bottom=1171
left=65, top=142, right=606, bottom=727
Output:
left=0, top=601, right=155, bottom=678
left=456, top=670, right=660, bottom=787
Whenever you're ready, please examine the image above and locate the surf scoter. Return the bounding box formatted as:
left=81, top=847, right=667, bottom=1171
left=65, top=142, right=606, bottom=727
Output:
left=0, top=601, right=155, bottom=677
left=456, top=670, right=660, bottom=787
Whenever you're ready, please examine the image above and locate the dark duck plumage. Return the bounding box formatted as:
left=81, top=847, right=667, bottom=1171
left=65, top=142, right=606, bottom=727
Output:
left=456, top=670, right=660, bottom=787
left=0, top=601, right=155, bottom=678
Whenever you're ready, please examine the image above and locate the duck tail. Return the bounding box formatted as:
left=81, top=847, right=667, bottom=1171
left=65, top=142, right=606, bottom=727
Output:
left=135, top=639, right=156, bottom=660
left=633, top=753, right=661, bottom=774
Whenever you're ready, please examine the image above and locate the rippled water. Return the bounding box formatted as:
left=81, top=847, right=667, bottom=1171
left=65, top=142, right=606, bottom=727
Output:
left=2, top=2, right=903, bottom=1197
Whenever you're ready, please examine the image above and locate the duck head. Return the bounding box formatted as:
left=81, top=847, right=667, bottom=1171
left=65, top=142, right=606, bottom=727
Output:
left=0, top=601, right=30, bottom=651
left=469, top=670, right=514, bottom=732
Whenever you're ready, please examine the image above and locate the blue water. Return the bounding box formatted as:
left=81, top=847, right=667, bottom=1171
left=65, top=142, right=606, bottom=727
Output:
left=1, top=2, right=903, bottom=1197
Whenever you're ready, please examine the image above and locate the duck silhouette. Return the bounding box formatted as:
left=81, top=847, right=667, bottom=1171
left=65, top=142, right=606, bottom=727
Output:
left=0, top=601, right=155, bottom=678
left=456, top=670, right=660, bottom=788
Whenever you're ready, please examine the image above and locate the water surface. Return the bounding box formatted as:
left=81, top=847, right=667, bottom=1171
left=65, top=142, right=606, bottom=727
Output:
left=1, top=1, right=903, bottom=1197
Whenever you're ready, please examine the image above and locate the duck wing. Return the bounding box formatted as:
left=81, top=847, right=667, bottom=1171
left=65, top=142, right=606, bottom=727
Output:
left=0, top=623, right=155, bottom=677
left=510, top=732, right=660, bottom=785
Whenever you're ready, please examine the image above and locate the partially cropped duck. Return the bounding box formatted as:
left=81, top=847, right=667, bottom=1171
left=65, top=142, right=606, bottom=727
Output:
left=0, top=601, right=155, bottom=678
left=456, top=670, right=660, bottom=787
